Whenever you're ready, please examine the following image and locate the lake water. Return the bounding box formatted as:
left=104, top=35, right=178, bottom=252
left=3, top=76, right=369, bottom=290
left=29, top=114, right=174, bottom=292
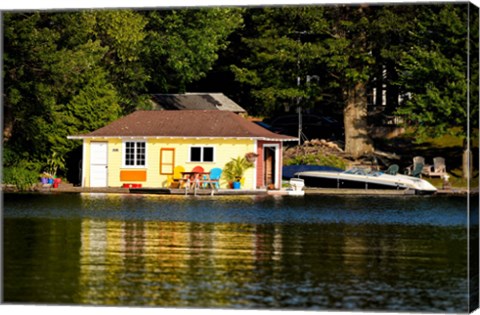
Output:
left=2, top=193, right=472, bottom=312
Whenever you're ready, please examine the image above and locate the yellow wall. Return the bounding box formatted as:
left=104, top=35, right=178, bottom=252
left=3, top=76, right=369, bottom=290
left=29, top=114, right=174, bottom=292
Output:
left=83, top=138, right=257, bottom=189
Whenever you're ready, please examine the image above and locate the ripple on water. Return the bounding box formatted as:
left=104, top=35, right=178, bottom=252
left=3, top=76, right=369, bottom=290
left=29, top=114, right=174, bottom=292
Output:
left=2, top=192, right=470, bottom=311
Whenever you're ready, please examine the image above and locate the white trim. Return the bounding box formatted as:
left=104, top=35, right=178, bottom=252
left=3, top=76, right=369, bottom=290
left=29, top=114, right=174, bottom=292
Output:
left=122, top=139, right=148, bottom=168
left=253, top=140, right=258, bottom=190
left=68, top=135, right=298, bottom=142
left=82, top=139, right=87, bottom=187
left=263, top=143, right=280, bottom=189
left=188, top=145, right=215, bottom=163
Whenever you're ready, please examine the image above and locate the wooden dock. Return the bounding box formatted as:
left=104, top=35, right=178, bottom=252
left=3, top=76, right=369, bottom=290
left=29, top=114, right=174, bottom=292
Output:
left=130, top=187, right=267, bottom=196
left=26, top=182, right=472, bottom=196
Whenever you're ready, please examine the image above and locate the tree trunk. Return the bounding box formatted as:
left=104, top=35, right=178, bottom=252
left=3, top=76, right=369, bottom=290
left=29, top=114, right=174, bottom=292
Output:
left=463, top=139, right=473, bottom=180
left=344, top=82, right=374, bottom=158
left=385, top=59, right=399, bottom=115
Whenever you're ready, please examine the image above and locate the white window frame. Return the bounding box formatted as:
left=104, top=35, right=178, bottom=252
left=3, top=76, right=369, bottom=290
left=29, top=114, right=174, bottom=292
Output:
left=122, top=140, right=147, bottom=168
left=189, top=146, right=215, bottom=163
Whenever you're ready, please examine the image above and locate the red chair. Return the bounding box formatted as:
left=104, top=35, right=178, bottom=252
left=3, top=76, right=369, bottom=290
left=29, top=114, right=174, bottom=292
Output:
left=191, top=166, right=204, bottom=173
left=187, top=166, right=204, bottom=189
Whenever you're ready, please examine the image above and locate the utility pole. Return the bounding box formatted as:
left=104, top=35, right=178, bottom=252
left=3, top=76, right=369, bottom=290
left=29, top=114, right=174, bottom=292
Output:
left=294, top=31, right=319, bottom=146
left=297, top=75, right=302, bottom=146
left=294, top=30, right=307, bottom=146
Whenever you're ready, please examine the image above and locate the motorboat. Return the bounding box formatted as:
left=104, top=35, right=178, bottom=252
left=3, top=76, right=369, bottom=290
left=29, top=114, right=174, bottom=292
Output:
left=285, top=178, right=305, bottom=196
left=294, top=168, right=437, bottom=195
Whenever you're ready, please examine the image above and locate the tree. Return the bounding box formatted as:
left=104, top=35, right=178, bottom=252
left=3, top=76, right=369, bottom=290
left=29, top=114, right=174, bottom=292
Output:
left=3, top=12, right=126, bottom=174
left=395, top=3, right=476, bottom=178
left=3, top=8, right=244, bottom=177
left=321, top=5, right=375, bottom=157
left=141, top=8, right=243, bottom=93
left=369, top=5, right=418, bottom=114
left=230, top=7, right=329, bottom=116
left=230, top=6, right=375, bottom=157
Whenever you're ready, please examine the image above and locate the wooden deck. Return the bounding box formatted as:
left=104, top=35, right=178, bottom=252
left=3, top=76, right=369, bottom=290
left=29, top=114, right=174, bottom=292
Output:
left=27, top=182, right=472, bottom=196
left=130, top=187, right=267, bottom=196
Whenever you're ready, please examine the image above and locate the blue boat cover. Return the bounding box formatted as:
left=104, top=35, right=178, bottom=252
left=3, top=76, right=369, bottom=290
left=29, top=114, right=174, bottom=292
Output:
left=282, top=165, right=344, bottom=179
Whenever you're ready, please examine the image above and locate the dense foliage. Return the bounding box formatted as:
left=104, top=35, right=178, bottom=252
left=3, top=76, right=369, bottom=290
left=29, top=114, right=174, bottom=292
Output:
left=396, top=5, right=477, bottom=141
left=3, top=4, right=478, bottom=186
left=3, top=8, right=243, bottom=182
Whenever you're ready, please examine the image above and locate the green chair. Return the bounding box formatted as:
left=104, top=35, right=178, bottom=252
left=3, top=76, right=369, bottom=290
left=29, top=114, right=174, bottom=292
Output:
left=405, top=156, right=426, bottom=176
left=385, top=164, right=399, bottom=175
left=410, top=162, right=424, bottom=178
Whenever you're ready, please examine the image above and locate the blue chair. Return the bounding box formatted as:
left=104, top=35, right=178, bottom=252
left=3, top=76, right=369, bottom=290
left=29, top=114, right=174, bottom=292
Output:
left=207, top=168, right=222, bottom=189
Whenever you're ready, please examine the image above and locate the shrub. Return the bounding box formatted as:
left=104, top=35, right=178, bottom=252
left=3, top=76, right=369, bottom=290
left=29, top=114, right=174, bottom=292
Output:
left=284, top=153, right=347, bottom=170
left=2, top=166, right=40, bottom=191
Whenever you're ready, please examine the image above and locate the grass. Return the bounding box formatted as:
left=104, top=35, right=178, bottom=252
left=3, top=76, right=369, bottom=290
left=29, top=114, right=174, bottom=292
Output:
left=424, top=169, right=479, bottom=189
left=376, top=128, right=479, bottom=189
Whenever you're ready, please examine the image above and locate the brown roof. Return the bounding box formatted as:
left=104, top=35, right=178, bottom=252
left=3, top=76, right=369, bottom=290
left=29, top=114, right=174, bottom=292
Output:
left=69, top=110, right=297, bottom=141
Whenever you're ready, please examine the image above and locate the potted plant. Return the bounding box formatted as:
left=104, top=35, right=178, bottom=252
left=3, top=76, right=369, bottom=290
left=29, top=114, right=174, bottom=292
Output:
left=245, top=152, right=259, bottom=163
left=223, top=156, right=253, bottom=189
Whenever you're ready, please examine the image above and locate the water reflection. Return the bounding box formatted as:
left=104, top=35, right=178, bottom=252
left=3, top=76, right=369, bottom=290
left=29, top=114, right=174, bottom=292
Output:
left=78, top=219, right=259, bottom=306
left=73, top=217, right=467, bottom=310
left=3, top=193, right=470, bottom=312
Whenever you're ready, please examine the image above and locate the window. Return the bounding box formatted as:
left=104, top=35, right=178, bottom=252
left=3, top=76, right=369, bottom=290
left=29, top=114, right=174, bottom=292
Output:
left=190, top=146, right=214, bottom=162
left=124, top=141, right=146, bottom=167
left=160, top=148, right=175, bottom=175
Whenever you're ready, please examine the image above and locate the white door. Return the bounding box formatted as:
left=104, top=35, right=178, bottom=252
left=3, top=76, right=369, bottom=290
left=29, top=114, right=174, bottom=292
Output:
left=90, top=142, right=108, bottom=187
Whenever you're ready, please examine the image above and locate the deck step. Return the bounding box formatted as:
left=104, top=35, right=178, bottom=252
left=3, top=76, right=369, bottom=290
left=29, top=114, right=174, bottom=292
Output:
left=58, top=183, right=74, bottom=189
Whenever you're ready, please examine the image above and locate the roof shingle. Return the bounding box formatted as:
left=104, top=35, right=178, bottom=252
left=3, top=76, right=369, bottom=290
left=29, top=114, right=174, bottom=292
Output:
left=70, top=110, right=297, bottom=141
left=151, top=93, right=247, bottom=113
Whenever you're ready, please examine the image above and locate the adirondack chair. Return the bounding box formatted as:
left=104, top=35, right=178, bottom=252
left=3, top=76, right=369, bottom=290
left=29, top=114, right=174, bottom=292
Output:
left=405, top=156, right=426, bottom=176
left=410, top=162, right=425, bottom=178
left=167, top=165, right=185, bottom=188
left=423, top=157, right=447, bottom=177
left=385, top=164, right=399, bottom=175
left=203, top=168, right=222, bottom=189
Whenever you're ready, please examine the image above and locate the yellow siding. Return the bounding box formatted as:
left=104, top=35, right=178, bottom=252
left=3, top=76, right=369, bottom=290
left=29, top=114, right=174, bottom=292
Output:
left=108, top=139, right=122, bottom=186
left=83, top=138, right=257, bottom=189
left=83, top=139, right=90, bottom=187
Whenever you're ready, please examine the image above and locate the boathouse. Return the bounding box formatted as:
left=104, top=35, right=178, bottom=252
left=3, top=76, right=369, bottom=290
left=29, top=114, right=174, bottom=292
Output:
left=68, top=110, right=297, bottom=190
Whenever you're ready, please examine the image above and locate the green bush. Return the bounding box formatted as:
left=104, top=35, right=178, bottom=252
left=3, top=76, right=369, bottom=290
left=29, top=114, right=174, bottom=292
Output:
left=284, top=153, right=347, bottom=170
left=2, top=166, right=40, bottom=191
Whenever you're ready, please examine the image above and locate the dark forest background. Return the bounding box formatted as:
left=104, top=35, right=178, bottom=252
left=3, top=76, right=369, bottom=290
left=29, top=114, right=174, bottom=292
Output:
left=2, top=3, right=479, bottom=185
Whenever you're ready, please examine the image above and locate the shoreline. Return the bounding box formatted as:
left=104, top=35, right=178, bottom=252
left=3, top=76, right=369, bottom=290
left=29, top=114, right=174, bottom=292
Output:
left=2, top=184, right=474, bottom=196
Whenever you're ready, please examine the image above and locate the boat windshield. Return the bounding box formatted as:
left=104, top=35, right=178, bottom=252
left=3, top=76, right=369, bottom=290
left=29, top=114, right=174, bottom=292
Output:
left=343, top=168, right=368, bottom=176
left=344, top=169, right=387, bottom=176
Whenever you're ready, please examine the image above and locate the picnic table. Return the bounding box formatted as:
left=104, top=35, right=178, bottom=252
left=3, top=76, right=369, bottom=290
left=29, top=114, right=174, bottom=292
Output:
left=179, top=171, right=220, bottom=195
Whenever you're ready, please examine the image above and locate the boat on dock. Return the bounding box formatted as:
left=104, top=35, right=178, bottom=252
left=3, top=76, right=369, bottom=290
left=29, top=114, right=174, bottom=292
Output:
left=293, top=168, right=437, bottom=195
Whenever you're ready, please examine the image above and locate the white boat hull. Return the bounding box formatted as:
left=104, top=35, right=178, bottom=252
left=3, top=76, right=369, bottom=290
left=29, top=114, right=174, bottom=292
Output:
left=295, top=169, right=437, bottom=195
